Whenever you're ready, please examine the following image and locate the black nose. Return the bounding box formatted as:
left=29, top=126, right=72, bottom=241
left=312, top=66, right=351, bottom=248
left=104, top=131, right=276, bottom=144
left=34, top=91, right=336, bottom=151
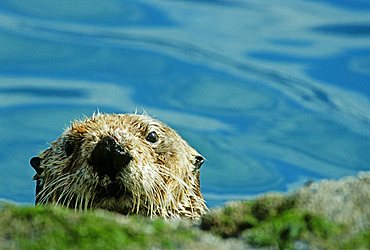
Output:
left=89, top=136, right=132, bottom=179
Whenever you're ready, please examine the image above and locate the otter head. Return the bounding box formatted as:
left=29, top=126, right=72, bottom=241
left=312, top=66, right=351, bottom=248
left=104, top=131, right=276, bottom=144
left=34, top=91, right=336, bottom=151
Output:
left=30, top=113, right=207, bottom=219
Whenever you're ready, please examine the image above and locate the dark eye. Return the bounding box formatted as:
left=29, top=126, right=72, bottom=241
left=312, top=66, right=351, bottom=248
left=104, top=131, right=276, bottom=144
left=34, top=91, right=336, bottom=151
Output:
left=64, top=140, right=77, bottom=156
left=194, top=155, right=205, bottom=170
left=146, top=131, right=159, bottom=143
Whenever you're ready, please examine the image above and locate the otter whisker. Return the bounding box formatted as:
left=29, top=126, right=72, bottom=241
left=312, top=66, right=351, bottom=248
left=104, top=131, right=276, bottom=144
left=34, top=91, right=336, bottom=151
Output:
left=37, top=175, right=68, bottom=200
left=56, top=184, right=73, bottom=206
left=37, top=175, right=71, bottom=204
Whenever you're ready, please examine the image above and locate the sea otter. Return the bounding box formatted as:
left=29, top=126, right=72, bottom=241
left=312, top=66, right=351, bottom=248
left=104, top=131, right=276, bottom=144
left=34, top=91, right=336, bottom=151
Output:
left=30, top=113, right=207, bottom=219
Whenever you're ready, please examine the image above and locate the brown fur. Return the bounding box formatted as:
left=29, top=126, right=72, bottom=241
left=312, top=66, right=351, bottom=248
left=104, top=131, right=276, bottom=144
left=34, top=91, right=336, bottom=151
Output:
left=31, top=113, right=208, bottom=219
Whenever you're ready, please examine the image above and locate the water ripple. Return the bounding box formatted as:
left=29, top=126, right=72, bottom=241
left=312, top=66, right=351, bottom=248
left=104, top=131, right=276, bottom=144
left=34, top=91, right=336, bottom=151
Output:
left=1, top=8, right=370, bottom=134
left=313, top=23, right=370, bottom=36
left=1, top=1, right=370, bottom=206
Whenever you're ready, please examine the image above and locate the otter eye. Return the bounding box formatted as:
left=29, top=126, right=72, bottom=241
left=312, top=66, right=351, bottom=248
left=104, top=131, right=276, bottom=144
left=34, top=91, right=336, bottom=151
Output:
left=194, top=155, right=205, bottom=170
left=64, top=140, right=76, bottom=156
left=146, top=131, right=159, bottom=143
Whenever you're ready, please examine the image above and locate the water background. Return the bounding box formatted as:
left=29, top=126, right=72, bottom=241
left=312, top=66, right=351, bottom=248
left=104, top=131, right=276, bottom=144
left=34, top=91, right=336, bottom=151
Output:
left=1, top=0, right=370, bottom=207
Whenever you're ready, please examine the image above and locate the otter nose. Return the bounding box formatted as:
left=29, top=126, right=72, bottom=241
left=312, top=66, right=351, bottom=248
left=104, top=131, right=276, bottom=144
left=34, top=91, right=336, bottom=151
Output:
left=90, top=136, right=132, bottom=179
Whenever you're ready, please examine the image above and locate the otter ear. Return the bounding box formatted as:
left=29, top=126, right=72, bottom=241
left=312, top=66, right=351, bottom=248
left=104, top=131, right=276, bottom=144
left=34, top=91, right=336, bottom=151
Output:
left=194, top=155, right=205, bottom=171
left=30, top=157, right=43, bottom=175
left=30, top=156, right=45, bottom=205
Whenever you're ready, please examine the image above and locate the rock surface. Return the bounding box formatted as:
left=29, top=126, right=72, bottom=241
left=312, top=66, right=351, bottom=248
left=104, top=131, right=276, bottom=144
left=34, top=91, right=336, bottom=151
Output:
left=1, top=172, right=369, bottom=249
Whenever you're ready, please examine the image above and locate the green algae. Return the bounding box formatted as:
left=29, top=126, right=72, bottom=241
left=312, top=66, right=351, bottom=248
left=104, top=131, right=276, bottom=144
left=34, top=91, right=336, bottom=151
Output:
left=1, top=198, right=369, bottom=250
left=0, top=203, right=197, bottom=250
left=242, top=211, right=344, bottom=249
left=1, top=173, right=369, bottom=249
left=200, top=194, right=369, bottom=249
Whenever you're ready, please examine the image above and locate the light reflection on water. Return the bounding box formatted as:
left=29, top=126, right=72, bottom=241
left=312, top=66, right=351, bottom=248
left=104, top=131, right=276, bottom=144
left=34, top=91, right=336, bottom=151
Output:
left=0, top=0, right=370, bottom=207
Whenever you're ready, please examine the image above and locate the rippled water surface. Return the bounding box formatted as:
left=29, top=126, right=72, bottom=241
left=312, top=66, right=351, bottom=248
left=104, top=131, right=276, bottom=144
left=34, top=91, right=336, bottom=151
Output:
left=1, top=0, right=370, bottom=207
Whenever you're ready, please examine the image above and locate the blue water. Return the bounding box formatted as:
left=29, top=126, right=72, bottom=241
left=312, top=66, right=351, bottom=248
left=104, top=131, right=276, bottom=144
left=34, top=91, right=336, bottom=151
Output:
left=1, top=0, right=370, bottom=208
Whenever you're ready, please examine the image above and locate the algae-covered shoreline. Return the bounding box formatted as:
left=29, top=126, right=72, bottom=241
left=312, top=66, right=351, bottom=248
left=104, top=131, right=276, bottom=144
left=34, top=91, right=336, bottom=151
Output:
left=1, top=172, right=369, bottom=249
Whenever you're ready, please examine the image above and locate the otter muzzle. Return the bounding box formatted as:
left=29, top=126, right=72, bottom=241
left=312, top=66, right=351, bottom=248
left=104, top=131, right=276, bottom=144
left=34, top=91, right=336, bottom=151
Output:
left=89, top=135, right=132, bottom=179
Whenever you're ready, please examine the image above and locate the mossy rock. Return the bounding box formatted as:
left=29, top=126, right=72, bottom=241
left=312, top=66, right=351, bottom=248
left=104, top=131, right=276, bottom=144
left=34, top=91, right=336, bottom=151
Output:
left=200, top=173, right=370, bottom=249
left=201, top=198, right=370, bottom=249
left=0, top=203, right=198, bottom=250
left=200, top=195, right=296, bottom=238
left=242, top=210, right=345, bottom=249
left=1, top=172, right=369, bottom=249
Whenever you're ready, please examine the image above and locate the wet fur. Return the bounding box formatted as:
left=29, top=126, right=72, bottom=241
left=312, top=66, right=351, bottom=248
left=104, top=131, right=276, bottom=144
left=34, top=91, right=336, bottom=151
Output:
left=31, top=113, right=207, bottom=219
